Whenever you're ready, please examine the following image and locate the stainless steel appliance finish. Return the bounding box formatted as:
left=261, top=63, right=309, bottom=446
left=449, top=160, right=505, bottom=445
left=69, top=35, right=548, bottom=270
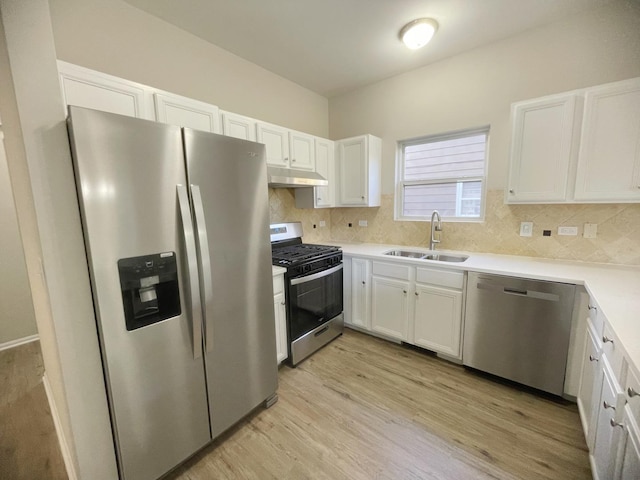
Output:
left=463, top=272, right=576, bottom=396
left=267, top=166, right=328, bottom=188
left=68, top=107, right=277, bottom=480
left=270, top=222, right=344, bottom=366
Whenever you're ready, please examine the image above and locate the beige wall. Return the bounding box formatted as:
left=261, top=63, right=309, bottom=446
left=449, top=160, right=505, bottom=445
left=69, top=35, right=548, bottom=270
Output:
left=0, top=131, right=37, bottom=345
left=324, top=1, right=640, bottom=264
left=48, top=0, right=329, bottom=137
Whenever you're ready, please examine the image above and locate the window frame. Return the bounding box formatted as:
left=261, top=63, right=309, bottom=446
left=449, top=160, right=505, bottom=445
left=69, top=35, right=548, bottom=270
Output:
left=394, top=126, right=490, bottom=223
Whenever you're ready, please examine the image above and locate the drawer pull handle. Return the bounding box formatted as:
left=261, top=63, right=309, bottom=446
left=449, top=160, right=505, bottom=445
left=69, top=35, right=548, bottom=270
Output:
left=628, top=387, right=639, bottom=398
left=588, top=304, right=597, bottom=312
left=602, top=336, right=614, bottom=344
left=610, top=419, right=624, bottom=428
left=589, top=355, right=599, bottom=362
left=603, top=401, right=615, bottom=411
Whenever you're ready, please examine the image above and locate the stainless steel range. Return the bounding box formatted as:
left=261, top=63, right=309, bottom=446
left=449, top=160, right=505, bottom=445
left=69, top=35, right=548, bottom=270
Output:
left=270, top=222, right=344, bottom=366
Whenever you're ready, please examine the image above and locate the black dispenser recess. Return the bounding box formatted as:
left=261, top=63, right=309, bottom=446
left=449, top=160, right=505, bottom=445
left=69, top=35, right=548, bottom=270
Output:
left=118, top=252, right=181, bottom=331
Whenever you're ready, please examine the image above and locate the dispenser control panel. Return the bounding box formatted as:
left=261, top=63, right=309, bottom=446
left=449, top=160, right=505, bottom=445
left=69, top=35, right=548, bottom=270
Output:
left=117, top=252, right=181, bottom=331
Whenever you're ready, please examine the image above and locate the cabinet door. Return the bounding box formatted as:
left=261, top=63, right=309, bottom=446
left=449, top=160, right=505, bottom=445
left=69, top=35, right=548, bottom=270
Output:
left=350, top=258, right=371, bottom=330
left=575, top=78, right=640, bottom=201
left=58, top=63, right=151, bottom=119
left=592, top=361, right=623, bottom=480
left=289, top=131, right=315, bottom=171
left=578, top=325, right=604, bottom=450
left=256, top=122, right=290, bottom=168
left=371, top=276, right=409, bottom=341
left=273, top=292, right=288, bottom=364
left=154, top=92, right=221, bottom=133
left=506, top=94, right=579, bottom=203
left=617, top=407, right=640, bottom=480
left=314, top=138, right=335, bottom=207
left=413, top=284, right=463, bottom=358
left=221, top=111, right=257, bottom=141
left=338, top=136, right=368, bottom=205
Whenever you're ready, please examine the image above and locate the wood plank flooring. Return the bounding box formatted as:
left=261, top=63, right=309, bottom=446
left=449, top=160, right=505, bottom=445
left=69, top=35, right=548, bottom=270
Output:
left=170, top=329, right=590, bottom=480
left=0, top=341, right=67, bottom=480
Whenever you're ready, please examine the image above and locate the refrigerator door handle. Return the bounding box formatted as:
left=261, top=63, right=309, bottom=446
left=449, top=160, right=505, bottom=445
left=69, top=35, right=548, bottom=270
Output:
left=177, top=184, right=203, bottom=359
left=190, top=184, right=214, bottom=352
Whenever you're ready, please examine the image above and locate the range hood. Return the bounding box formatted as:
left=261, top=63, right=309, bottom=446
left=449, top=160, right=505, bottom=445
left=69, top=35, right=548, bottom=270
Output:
left=267, top=166, right=328, bottom=188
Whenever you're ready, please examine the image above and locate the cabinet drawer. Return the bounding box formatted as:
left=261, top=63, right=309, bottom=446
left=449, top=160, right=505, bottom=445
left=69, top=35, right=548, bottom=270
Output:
left=272, top=274, right=284, bottom=296
left=372, top=261, right=410, bottom=281
left=601, top=322, right=624, bottom=380
left=416, top=268, right=464, bottom=290
left=626, top=367, right=640, bottom=424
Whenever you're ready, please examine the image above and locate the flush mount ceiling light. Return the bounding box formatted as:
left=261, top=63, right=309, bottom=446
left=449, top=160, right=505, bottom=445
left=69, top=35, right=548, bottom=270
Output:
left=400, top=18, right=438, bottom=50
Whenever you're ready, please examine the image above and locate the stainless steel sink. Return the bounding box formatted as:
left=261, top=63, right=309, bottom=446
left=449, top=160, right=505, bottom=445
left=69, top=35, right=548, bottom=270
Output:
left=422, top=253, right=469, bottom=263
left=382, top=250, right=469, bottom=263
left=383, top=250, right=428, bottom=258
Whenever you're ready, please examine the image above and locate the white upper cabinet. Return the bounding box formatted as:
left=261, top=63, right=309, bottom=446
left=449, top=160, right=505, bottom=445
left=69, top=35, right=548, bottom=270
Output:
left=294, top=137, right=335, bottom=209
left=289, top=130, right=315, bottom=171
left=574, top=78, right=640, bottom=202
left=507, top=94, right=580, bottom=203
left=221, top=111, right=257, bottom=141
left=506, top=76, right=640, bottom=204
left=336, top=134, right=381, bottom=207
left=58, top=61, right=153, bottom=120
left=256, top=122, right=291, bottom=168
left=154, top=92, right=221, bottom=133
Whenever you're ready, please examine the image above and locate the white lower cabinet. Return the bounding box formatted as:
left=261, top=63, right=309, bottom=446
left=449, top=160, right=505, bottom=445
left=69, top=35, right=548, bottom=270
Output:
left=617, top=407, right=640, bottom=480
left=349, top=257, right=372, bottom=331
left=412, top=283, right=463, bottom=359
left=346, top=256, right=464, bottom=358
left=578, top=324, right=604, bottom=449
left=272, top=271, right=288, bottom=364
left=371, top=276, right=409, bottom=341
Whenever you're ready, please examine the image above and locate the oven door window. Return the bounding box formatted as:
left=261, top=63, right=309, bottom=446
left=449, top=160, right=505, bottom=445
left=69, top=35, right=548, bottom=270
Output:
left=288, top=265, right=343, bottom=341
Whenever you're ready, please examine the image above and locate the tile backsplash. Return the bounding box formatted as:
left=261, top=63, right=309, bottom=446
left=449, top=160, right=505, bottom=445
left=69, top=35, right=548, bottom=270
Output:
left=269, top=189, right=640, bottom=265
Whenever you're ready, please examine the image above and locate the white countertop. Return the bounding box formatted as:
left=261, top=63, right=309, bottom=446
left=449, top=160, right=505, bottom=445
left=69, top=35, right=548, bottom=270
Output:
left=336, top=242, right=640, bottom=376
left=272, top=265, right=286, bottom=276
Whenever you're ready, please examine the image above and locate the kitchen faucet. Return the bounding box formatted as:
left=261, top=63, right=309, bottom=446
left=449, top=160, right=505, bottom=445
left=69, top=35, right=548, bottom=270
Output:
left=429, top=210, right=442, bottom=251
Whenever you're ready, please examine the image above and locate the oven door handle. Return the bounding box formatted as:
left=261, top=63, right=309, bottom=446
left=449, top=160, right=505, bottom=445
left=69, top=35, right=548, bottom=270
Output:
left=290, top=264, right=343, bottom=286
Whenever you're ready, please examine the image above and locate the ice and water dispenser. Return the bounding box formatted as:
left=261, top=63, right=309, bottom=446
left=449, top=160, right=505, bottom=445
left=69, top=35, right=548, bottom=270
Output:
left=118, top=252, right=181, bottom=330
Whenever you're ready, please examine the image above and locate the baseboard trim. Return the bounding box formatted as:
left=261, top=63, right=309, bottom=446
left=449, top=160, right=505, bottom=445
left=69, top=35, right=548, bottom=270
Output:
left=43, top=373, right=78, bottom=480
left=0, top=334, right=39, bottom=352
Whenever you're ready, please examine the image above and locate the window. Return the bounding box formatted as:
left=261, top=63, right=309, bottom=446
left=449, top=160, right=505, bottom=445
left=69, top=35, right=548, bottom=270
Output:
left=396, top=127, right=489, bottom=221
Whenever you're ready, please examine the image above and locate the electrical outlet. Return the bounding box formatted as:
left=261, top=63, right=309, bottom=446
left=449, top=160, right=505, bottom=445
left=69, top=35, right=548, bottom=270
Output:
left=558, top=226, right=578, bottom=236
left=319, top=220, right=326, bottom=227
left=358, top=220, right=368, bottom=227
left=519, top=222, right=533, bottom=237
left=584, top=223, right=598, bottom=239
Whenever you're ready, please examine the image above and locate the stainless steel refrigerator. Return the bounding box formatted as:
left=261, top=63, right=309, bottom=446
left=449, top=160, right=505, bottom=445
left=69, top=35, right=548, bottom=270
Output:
left=67, top=106, right=278, bottom=480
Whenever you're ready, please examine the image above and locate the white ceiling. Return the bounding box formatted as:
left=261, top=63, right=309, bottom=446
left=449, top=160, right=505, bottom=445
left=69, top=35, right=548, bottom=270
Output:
left=123, top=0, right=613, bottom=98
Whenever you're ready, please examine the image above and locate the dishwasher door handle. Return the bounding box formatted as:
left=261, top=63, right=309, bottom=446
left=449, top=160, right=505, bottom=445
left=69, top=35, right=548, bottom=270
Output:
left=476, top=282, right=560, bottom=302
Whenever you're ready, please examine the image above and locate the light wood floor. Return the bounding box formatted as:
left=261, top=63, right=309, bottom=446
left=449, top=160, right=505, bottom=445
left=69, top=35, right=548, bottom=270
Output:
left=0, top=341, right=67, bottom=480
left=170, top=329, right=591, bottom=480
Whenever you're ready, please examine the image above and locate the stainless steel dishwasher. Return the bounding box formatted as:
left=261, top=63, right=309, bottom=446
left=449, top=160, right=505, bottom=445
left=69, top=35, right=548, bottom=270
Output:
left=463, top=272, right=576, bottom=396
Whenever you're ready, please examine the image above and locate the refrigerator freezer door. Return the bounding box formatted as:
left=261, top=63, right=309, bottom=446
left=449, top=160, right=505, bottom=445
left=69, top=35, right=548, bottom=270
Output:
left=183, top=129, right=278, bottom=438
left=68, top=107, right=211, bottom=480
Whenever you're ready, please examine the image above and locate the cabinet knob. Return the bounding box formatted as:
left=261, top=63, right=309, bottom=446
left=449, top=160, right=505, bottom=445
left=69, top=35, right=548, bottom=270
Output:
left=628, top=387, right=639, bottom=398
left=362, top=281, right=365, bottom=285
left=361, top=196, right=365, bottom=200
left=603, top=400, right=616, bottom=411
left=602, top=336, right=614, bottom=344
left=610, top=419, right=624, bottom=429
left=281, top=301, right=286, bottom=306
left=509, top=189, right=514, bottom=194
left=284, top=157, right=289, bottom=161
left=588, top=304, right=597, bottom=312
left=317, top=197, right=322, bottom=201
left=292, top=158, right=296, bottom=162
left=403, top=290, right=407, bottom=294
left=414, top=292, right=419, bottom=296
left=589, top=355, right=599, bottom=362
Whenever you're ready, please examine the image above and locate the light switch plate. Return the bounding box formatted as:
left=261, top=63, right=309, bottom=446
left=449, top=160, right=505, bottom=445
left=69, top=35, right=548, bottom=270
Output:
left=584, top=223, right=598, bottom=239
left=319, top=220, right=326, bottom=227
left=358, top=220, right=368, bottom=227
left=520, top=221, right=533, bottom=237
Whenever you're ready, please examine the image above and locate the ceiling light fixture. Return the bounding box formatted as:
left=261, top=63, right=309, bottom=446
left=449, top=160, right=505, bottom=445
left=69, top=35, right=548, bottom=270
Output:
left=400, top=18, right=438, bottom=50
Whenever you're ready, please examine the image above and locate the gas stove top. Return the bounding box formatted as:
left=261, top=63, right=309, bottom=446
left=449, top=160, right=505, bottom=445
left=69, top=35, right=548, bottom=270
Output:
left=271, top=243, right=340, bottom=266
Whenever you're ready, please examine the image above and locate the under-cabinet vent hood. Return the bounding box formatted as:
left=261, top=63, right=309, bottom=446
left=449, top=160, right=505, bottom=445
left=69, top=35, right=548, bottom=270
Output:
left=267, top=166, right=328, bottom=188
